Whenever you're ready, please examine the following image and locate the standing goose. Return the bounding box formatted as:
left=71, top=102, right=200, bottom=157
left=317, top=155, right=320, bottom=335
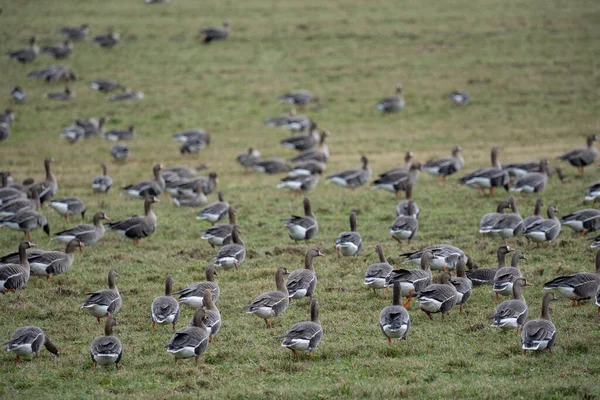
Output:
left=335, top=212, right=363, bottom=257
left=236, top=148, right=261, bottom=170
left=557, top=133, right=598, bottom=176
left=151, top=275, right=180, bottom=333
left=371, top=163, right=422, bottom=200
left=52, top=211, right=109, bottom=246
left=395, top=185, right=420, bottom=218
left=244, top=267, right=289, bottom=329
left=106, top=196, right=158, bottom=245
left=281, top=298, right=323, bottom=360
left=49, top=197, right=86, bottom=224
left=386, top=251, right=434, bottom=307
left=417, top=272, right=459, bottom=321
left=510, top=159, right=550, bottom=193
left=376, top=83, right=405, bottom=113
left=0, top=122, right=10, bottom=143
left=466, top=245, right=513, bottom=286
left=490, top=278, right=530, bottom=333
left=543, top=249, right=600, bottom=306
left=390, top=200, right=418, bottom=245
left=287, top=131, right=330, bottom=164
left=277, top=172, right=320, bottom=193
left=521, top=292, right=558, bottom=355
left=0, top=187, right=40, bottom=217
left=60, top=24, right=89, bottom=41
left=399, top=244, right=466, bottom=271
left=4, top=326, right=59, bottom=363
left=560, top=208, right=600, bottom=236
left=90, top=317, right=122, bottom=370
left=201, top=206, right=237, bottom=248
left=423, top=146, right=464, bottom=180
left=105, top=125, right=135, bottom=141
left=0, top=209, right=50, bottom=239
left=27, top=238, right=83, bottom=279
left=364, top=245, right=393, bottom=298
left=280, top=127, right=320, bottom=151
left=173, top=265, right=220, bottom=309
left=489, top=196, right=524, bottom=239
left=7, top=37, right=39, bottom=63
left=197, top=191, right=229, bottom=225
left=110, top=144, right=131, bottom=161
left=81, top=269, right=121, bottom=323
left=479, top=199, right=511, bottom=237
left=214, top=225, right=246, bottom=269
left=493, top=250, right=526, bottom=303
left=379, top=281, right=410, bottom=345
left=326, top=156, right=371, bottom=189
left=449, top=91, right=470, bottom=105
left=451, top=260, right=473, bottom=314
left=201, top=289, right=221, bottom=343
left=0, top=241, right=35, bottom=292
left=286, top=248, right=324, bottom=301
left=167, top=309, right=209, bottom=365
left=523, top=198, right=544, bottom=232
left=29, top=157, right=58, bottom=205
left=200, top=20, right=230, bottom=43
left=122, top=164, right=165, bottom=199
left=91, top=163, right=113, bottom=193
left=523, top=206, right=561, bottom=248
left=42, top=40, right=73, bottom=59
left=282, top=197, right=318, bottom=242
left=459, top=147, right=510, bottom=195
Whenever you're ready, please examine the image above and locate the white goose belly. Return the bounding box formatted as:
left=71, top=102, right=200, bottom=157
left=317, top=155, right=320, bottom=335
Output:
left=282, top=338, right=310, bottom=351
left=364, top=278, right=387, bottom=289
left=286, top=225, right=307, bottom=240
left=94, top=354, right=120, bottom=365
left=337, top=243, right=359, bottom=256
left=250, top=307, right=274, bottom=319
left=84, top=304, right=109, bottom=318
left=179, top=296, right=204, bottom=309
left=382, top=325, right=408, bottom=338
left=289, top=289, right=308, bottom=299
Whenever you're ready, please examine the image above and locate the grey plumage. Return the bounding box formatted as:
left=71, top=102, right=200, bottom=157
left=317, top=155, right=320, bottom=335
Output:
left=281, top=298, right=323, bottom=360
left=286, top=248, right=324, bottom=300
left=379, top=281, right=410, bottom=344
left=52, top=211, right=109, bottom=246
left=151, top=275, right=180, bottom=332
left=90, top=318, right=122, bottom=369
left=174, top=265, right=220, bottom=309
left=106, top=197, right=158, bottom=243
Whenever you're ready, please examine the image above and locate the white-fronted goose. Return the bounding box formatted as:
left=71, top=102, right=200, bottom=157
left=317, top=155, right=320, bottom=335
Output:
left=81, top=269, right=121, bottom=323
left=335, top=212, right=362, bottom=257
left=201, top=289, right=221, bottom=343
left=390, top=201, right=418, bottom=245
left=399, top=244, right=466, bottom=271
left=174, top=265, right=220, bottom=309
left=423, top=146, right=464, bottom=180
left=110, top=144, right=131, bottom=161
left=395, top=185, right=420, bottom=218
left=281, top=298, right=323, bottom=360
left=0, top=188, right=39, bottom=217
left=279, top=90, right=319, bottom=108
left=172, top=186, right=207, bottom=207
left=0, top=122, right=9, bottom=142
left=244, top=267, right=289, bottom=329
left=523, top=206, right=560, bottom=248
left=5, top=326, right=59, bottom=363
left=479, top=199, right=511, bottom=237
left=449, top=91, right=470, bottom=105
left=107, top=89, right=144, bottom=102
left=30, top=157, right=58, bottom=205
left=277, top=173, right=320, bottom=193
left=42, top=40, right=73, bottom=59
left=459, top=147, right=509, bottom=195
left=560, top=208, right=600, bottom=236
left=0, top=182, right=25, bottom=205
left=493, top=250, right=525, bottom=302
left=265, top=110, right=312, bottom=132
left=122, top=164, right=165, bottom=199
left=28, top=238, right=83, bottom=279
left=282, top=197, right=318, bottom=242
left=90, top=317, right=122, bottom=369
left=27, top=65, right=76, bottom=82
left=164, top=164, right=209, bottom=179
left=371, top=163, right=422, bottom=200
left=60, top=124, right=85, bottom=143
left=201, top=206, right=236, bottom=248
left=557, top=133, right=598, bottom=176
left=376, top=83, right=405, bottom=113
left=364, top=245, right=393, bottom=298
left=105, top=125, right=135, bottom=141
left=237, top=148, right=261, bottom=170
left=585, top=180, right=600, bottom=203
left=280, top=126, right=320, bottom=151
left=523, top=198, right=544, bottom=232
left=521, top=292, right=558, bottom=355
left=89, top=79, right=122, bottom=93
left=77, top=117, right=106, bottom=138
left=289, top=160, right=326, bottom=177
left=213, top=225, right=245, bottom=269
left=489, top=196, right=524, bottom=239
left=252, top=158, right=290, bottom=174
left=167, top=172, right=218, bottom=196
left=326, top=156, right=371, bottom=189
left=450, top=260, right=472, bottom=314
left=286, top=248, right=324, bottom=301
left=59, top=24, right=89, bottom=41
left=503, top=160, right=543, bottom=181
left=151, top=275, right=180, bottom=333
left=106, top=197, right=158, bottom=245
left=197, top=191, right=228, bottom=225
left=379, top=281, right=410, bottom=344
left=49, top=197, right=86, bottom=223
left=490, top=278, right=530, bottom=332
left=287, top=131, right=330, bottom=164
left=172, top=129, right=210, bottom=144
left=0, top=241, right=35, bottom=292
left=52, top=211, right=109, bottom=245
left=167, top=309, right=209, bottom=365
left=386, top=251, right=434, bottom=307
left=0, top=108, right=16, bottom=126
left=91, top=163, right=113, bottom=193
left=0, top=209, right=49, bottom=239
left=7, top=37, right=38, bottom=63
left=93, top=32, right=120, bottom=48
left=543, top=249, right=600, bottom=306
left=45, top=87, right=74, bottom=101
left=466, top=245, right=513, bottom=286
left=510, top=159, right=549, bottom=193
left=180, top=138, right=206, bottom=154
left=200, top=20, right=230, bottom=44
left=417, top=272, right=458, bottom=320
left=11, top=86, right=25, bottom=103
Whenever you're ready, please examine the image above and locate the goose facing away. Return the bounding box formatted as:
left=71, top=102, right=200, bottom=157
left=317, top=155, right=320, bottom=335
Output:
left=386, top=250, right=434, bottom=307
left=390, top=200, right=418, bottom=244
left=423, top=146, right=464, bottom=179
left=213, top=225, right=246, bottom=269
left=91, top=163, right=113, bottom=193
left=364, top=245, right=393, bottom=298
left=200, top=20, right=230, bottom=44
left=106, top=196, right=158, bottom=245
left=560, top=208, right=600, bottom=236
left=376, top=83, right=405, bottom=113
left=326, top=156, right=372, bottom=189
left=380, top=281, right=411, bottom=345
left=523, top=206, right=561, bottom=248
left=151, top=275, right=180, bottom=333
left=459, top=146, right=509, bottom=195
left=286, top=248, right=324, bottom=301
left=197, top=191, right=228, bottom=225
left=81, top=269, right=121, bottom=323
left=396, top=185, right=420, bottom=218
left=201, top=289, right=221, bottom=343
left=52, top=211, right=109, bottom=246
left=335, top=212, right=362, bottom=257
left=493, top=251, right=526, bottom=302
left=521, top=292, right=558, bottom=355
left=244, top=267, right=290, bottom=329
left=166, top=309, right=209, bottom=365
left=0, top=241, right=35, bottom=293
left=543, top=249, right=600, bottom=306
left=281, top=298, right=323, bottom=360
left=173, top=265, right=220, bottom=309
left=490, top=278, right=530, bottom=332
left=417, top=272, right=458, bottom=320
left=49, top=197, right=86, bottom=224
left=557, top=133, right=598, bottom=176
left=282, top=197, right=318, bottom=242
left=90, top=317, right=122, bottom=369
left=4, top=326, right=59, bottom=363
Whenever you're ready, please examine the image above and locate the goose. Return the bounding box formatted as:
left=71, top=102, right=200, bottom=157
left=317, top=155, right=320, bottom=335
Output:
left=77, top=116, right=106, bottom=137
left=523, top=198, right=544, bottom=232
left=166, top=309, right=209, bottom=365
left=289, top=160, right=326, bottom=177
left=379, top=281, right=410, bottom=344
left=423, top=146, right=464, bottom=180
left=386, top=251, right=434, bottom=307
left=450, top=260, right=473, bottom=314
left=0, top=122, right=9, bottom=142
left=201, top=206, right=236, bottom=248
left=510, top=159, right=550, bottom=193
left=585, top=179, right=600, bottom=203
left=172, top=129, right=210, bottom=144
left=164, top=164, right=209, bottom=179
left=197, top=191, right=228, bottom=224
left=49, top=197, right=86, bottom=223
left=543, top=249, right=600, bottom=306
left=0, top=181, right=25, bottom=206
left=201, top=289, right=221, bottom=343
left=282, top=197, right=318, bottom=242
left=81, top=269, right=121, bottom=323
left=0, top=241, right=35, bottom=292
left=107, top=89, right=144, bottom=102
left=60, top=124, right=85, bottom=143
left=106, top=197, right=158, bottom=245
left=335, top=212, right=363, bottom=257
left=244, top=267, right=289, bottom=329
left=180, top=138, right=207, bottom=154
left=52, top=211, right=109, bottom=246
left=523, top=206, right=561, bottom=248
left=376, top=83, right=405, bottom=113
left=326, top=156, right=371, bottom=189
left=488, top=196, right=524, bottom=239
left=90, top=317, right=122, bottom=369
left=281, top=298, right=323, bottom=360
left=521, top=292, right=558, bottom=355
left=42, top=40, right=73, bottom=59
left=399, top=244, right=466, bottom=271
left=560, top=208, right=600, bottom=236
left=459, top=147, right=510, bottom=195
left=236, top=148, right=261, bottom=170
left=286, top=248, right=324, bottom=301
left=279, top=90, right=319, bottom=108
left=11, top=86, right=26, bottom=103
left=4, top=326, right=59, bottom=363
left=167, top=172, right=218, bottom=196
left=364, top=245, right=393, bottom=298
left=122, top=164, right=165, bottom=199
left=173, top=265, right=220, bottom=309
left=91, top=163, right=113, bottom=193
left=557, top=133, right=598, bottom=175
left=200, top=20, right=230, bottom=44
left=172, top=186, right=208, bottom=207
left=395, top=185, right=420, bottom=218
left=490, top=278, right=530, bottom=333
left=29, top=157, right=58, bottom=205
left=105, top=125, right=135, bottom=141
left=27, top=65, right=76, bottom=82
left=0, top=209, right=49, bottom=239
left=417, top=272, right=458, bottom=320
left=371, top=163, right=422, bottom=199
left=287, top=131, right=330, bottom=164
left=213, top=225, right=245, bottom=269
left=277, top=173, right=320, bottom=193
left=449, top=91, right=470, bottom=105
left=503, top=160, right=544, bottom=181
left=596, top=286, right=600, bottom=316
left=27, top=238, right=83, bottom=279
left=374, top=151, right=414, bottom=177
left=0, top=188, right=39, bottom=217
left=280, top=126, right=320, bottom=151
left=252, top=158, right=290, bottom=174
left=151, top=275, right=180, bottom=333
left=265, top=110, right=312, bottom=132
left=59, top=24, right=89, bottom=41
left=479, top=199, right=511, bottom=237
left=0, top=108, right=16, bottom=126
left=110, top=144, right=131, bottom=161
left=45, top=87, right=74, bottom=101
left=493, top=250, right=525, bottom=302
left=93, top=32, right=120, bottom=48
left=7, top=37, right=38, bottom=63
left=89, top=79, right=123, bottom=93
left=390, top=201, right=418, bottom=245
left=466, top=245, right=513, bottom=286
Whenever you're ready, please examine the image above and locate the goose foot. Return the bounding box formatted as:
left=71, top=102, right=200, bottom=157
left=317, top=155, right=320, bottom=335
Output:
left=384, top=286, right=389, bottom=300
left=151, top=322, right=155, bottom=334
left=387, top=337, right=392, bottom=346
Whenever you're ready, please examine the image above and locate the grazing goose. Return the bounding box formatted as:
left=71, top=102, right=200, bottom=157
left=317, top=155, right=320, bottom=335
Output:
left=281, top=298, right=323, bottom=360
left=213, top=225, right=245, bottom=269
left=81, top=269, right=121, bottom=323
left=172, top=129, right=210, bottom=144
left=277, top=172, right=320, bottom=193
left=151, top=275, right=180, bottom=333
left=105, top=125, right=135, bottom=141
left=557, top=133, right=598, bottom=176
left=450, top=260, right=473, bottom=314
left=326, top=156, right=372, bottom=189
left=376, top=83, right=405, bottom=113
left=252, top=158, right=290, bottom=174
left=236, top=148, right=261, bottom=170
left=4, top=326, right=59, bottom=363
left=490, top=278, right=530, bottom=333
left=93, top=32, right=120, bottom=48
left=27, top=64, right=76, bottom=82
left=489, top=196, right=524, bottom=239
left=280, top=127, right=320, bottom=151
left=7, top=37, right=38, bottom=63
left=244, top=267, right=289, bottom=329
left=523, top=206, right=561, bottom=248
left=52, top=211, right=109, bottom=246
left=466, top=245, right=513, bottom=286
left=91, top=163, right=113, bottom=193
left=335, top=212, right=363, bottom=257
left=49, top=197, right=86, bottom=223
left=423, top=146, right=464, bottom=180
left=11, top=86, right=26, bottom=103
left=279, top=90, right=319, bottom=108
left=400, top=244, right=466, bottom=271
left=364, top=245, right=394, bottom=298
left=122, top=164, right=164, bottom=199
left=42, top=40, right=73, bottom=59
left=417, top=272, right=458, bottom=320
left=282, top=197, right=318, bottom=242
left=110, top=144, right=131, bottom=161
left=197, top=191, right=228, bottom=225
left=200, top=20, right=230, bottom=44
left=60, top=24, right=89, bottom=41
left=287, top=131, right=330, bottom=164
left=201, top=289, right=221, bottom=343
left=106, top=197, right=158, bottom=245
left=459, top=147, right=509, bottom=195
left=172, top=186, right=207, bottom=207
left=371, top=163, right=422, bottom=200
left=0, top=209, right=49, bottom=239
left=89, top=79, right=122, bottom=93
left=386, top=251, right=434, bottom=307
left=543, top=249, right=600, bottom=306
left=201, top=206, right=236, bottom=248
left=379, top=281, right=410, bottom=345
left=493, top=250, right=525, bottom=302
left=289, top=160, right=326, bottom=177
left=45, top=87, right=74, bottom=101
left=166, top=309, right=209, bottom=365
left=390, top=201, right=418, bottom=245
left=395, top=185, right=420, bottom=218
left=29, top=157, right=58, bottom=205
left=0, top=241, right=35, bottom=292
left=523, top=198, right=544, bottom=232
left=265, top=110, right=312, bottom=132
left=510, top=159, right=550, bottom=193
left=559, top=208, right=600, bottom=236
left=27, top=238, right=83, bottom=279
left=286, top=248, right=324, bottom=301
left=174, top=265, right=220, bottom=309
left=107, top=89, right=144, bottom=102
left=449, top=91, right=470, bottom=105
left=479, top=199, right=511, bottom=237
left=585, top=179, right=600, bottom=203
left=0, top=122, right=10, bottom=143
left=521, top=292, right=558, bottom=355
left=180, top=138, right=207, bottom=154
left=90, top=317, right=122, bottom=370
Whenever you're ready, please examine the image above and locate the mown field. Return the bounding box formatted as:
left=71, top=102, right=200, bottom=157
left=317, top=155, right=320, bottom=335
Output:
left=1, top=0, right=600, bottom=398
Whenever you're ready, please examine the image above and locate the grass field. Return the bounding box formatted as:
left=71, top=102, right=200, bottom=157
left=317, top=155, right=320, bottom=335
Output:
left=1, top=0, right=600, bottom=398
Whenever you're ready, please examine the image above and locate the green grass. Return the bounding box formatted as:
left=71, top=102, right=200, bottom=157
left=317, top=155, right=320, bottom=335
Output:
left=1, top=0, right=600, bottom=398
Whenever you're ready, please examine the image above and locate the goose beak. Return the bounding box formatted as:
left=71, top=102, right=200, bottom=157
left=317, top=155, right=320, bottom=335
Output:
left=30, top=243, right=37, bottom=248
left=443, top=265, right=447, bottom=271
left=105, top=216, right=111, bottom=221
left=508, top=247, right=515, bottom=252
left=525, top=282, right=532, bottom=286
left=318, top=251, right=325, bottom=257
